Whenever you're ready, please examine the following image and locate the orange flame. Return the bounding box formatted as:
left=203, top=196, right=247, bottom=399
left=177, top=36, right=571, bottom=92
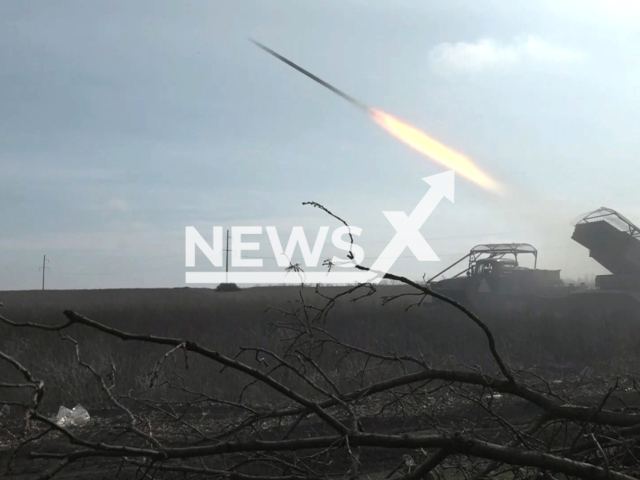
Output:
left=370, top=108, right=502, bottom=193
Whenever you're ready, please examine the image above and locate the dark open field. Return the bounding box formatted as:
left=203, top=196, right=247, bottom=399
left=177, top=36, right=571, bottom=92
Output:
left=1, top=285, right=639, bottom=411
left=1, top=285, right=640, bottom=479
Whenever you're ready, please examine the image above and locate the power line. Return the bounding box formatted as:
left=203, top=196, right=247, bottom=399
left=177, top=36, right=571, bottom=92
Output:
left=224, top=229, right=232, bottom=283
left=39, top=255, right=50, bottom=290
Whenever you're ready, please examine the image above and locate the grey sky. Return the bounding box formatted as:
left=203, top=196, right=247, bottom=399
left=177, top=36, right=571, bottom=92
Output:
left=1, top=0, right=639, bottom=289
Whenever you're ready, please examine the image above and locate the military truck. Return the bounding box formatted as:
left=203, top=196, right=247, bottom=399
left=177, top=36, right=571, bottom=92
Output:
left=557, top=207, right=640, bottom=318
left=424, top=243, right=571, bottom=315
left=425, top=207, right=640, bottom=319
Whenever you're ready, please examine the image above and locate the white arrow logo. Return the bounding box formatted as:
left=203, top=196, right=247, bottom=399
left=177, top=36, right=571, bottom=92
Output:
left=186, top=171, right=455, bottom=285
left=365, top=170, right=455, bottom=283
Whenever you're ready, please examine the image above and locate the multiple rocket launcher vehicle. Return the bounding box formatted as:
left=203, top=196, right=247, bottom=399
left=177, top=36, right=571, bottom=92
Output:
left=426, top=207, right=640, bottom=318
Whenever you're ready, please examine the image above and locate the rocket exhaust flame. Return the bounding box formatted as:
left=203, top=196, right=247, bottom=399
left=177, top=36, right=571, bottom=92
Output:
left=369, top=109, right=501, bottom=192
left=251, top=39, right=502, bottom=193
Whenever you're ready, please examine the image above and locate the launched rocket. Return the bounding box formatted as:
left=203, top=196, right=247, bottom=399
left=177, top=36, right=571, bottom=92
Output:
left=250, top=39, right=369, bottom=112
left=250, top=39, right=502, bottom=193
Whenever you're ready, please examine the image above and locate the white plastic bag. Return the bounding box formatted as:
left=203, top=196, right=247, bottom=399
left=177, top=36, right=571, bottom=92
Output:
left=54, top=404, right=90, bottom=427
left=54, top=406, right=72, bottom=426
left=69, top=405, right=90, bottom=426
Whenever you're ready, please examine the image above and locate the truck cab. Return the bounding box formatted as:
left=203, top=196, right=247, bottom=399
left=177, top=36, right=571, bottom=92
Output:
left=470, top=258, right=518, bottom=277
left=427, top=244, right=564, bottom=312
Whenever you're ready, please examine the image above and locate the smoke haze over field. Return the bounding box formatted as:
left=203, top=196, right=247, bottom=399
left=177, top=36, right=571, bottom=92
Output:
left=1, top=0, right=639, bottom=289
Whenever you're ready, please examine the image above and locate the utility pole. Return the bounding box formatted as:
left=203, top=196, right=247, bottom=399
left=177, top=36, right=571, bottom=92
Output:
left=39, top=255, right=50, bottom=290
left=224, top=229, right=231, bottom=284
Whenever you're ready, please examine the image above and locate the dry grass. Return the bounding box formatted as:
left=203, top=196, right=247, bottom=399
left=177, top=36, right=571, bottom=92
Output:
left=1, top=285, right=639, bottom=411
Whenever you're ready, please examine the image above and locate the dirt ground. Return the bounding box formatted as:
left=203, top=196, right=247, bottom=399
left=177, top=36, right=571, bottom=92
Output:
left=2, top=365, right=638, bottom=480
